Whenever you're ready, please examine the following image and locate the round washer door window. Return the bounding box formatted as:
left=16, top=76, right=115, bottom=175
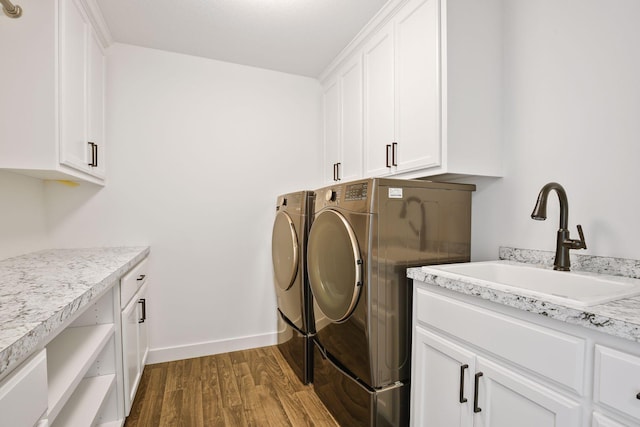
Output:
left=271, top=211, right=299, bottom=291
left=307, top=209, right=362, bottom=322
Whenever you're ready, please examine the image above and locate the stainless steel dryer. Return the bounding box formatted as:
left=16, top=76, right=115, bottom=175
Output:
left=307, top=178, right=475, bottom=426
left=272, top=191, right=315, bottom=384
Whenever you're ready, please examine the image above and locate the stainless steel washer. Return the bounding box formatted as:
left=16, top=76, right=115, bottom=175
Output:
left=307, top=178, right=475, bottom=426
left=272, top=190, right=315, bottom=384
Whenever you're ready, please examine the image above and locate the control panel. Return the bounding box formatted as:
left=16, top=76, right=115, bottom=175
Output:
left=345, top=182, right=368, bottom=201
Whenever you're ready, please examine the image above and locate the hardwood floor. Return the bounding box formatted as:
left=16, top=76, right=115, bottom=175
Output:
left=124, top=346, right=340, bottom=426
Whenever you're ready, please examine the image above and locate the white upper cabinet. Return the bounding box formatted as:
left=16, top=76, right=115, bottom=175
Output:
left=394, top=0, right=440, bottom=173
left=321, top=53, right=364, bottom=184
left=363, top=21, right=395, bottom=177
left=364, top=0, right=440, bottom=177
left=0, top=0, right=109, bottom=185
left=322, top=80, right=340, bottom=184
left=339, top=56, right=364, bottom=183
left=322, top=0, right=503, bottom=180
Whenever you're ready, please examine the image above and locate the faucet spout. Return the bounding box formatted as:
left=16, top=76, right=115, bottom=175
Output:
left=531, top=182, right=569, bottom=229
left=531, top=182, right=586, bottom=271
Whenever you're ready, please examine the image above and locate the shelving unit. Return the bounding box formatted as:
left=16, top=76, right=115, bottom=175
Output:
left=46, top=287, right=123, bottom=426
left=50, top=374, right=115, bottom=427
left=47, top=324, right=114, bottom=420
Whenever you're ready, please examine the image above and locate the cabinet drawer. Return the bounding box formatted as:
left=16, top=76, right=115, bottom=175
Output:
left=0, top=349, right=48, bottom=427
left=415, top=288, right=586, bottom=393
left=594, top=345, right=640, bottom=420
left=121, top=257, right=148, bottom=306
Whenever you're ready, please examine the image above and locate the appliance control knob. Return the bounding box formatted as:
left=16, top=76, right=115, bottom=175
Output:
left=325, top=189, right=336, bottom=202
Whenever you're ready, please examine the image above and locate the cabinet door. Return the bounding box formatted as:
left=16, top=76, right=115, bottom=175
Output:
left=411, top=326, right=474, bottom=427
left=322, top=79, right=340, bottom=184
left=87, top=28, right=106, bottom=178
left=594, top=345, right=640, bottom=421
left=338, top=55, right=363, bottom=182
left=122, top=295, right=139, bottom=415
left=363, top=21, right=395, bottom=177
left=395, top=0, right=441, bottom=172
left=59, top=0, right=89, bottom=173
left=137, top=284, right=149, bottom=369
left=474, top=357, right=581, bottom=427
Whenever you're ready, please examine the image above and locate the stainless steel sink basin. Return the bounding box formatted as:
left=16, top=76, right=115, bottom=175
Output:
left=422, top=261, right=640, bottom=307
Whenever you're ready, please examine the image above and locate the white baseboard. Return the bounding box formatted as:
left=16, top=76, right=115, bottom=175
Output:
left=146, top=332, right=278, bottom=364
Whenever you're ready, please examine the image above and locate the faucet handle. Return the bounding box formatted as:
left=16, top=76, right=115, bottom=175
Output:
left=564, top=224, right=587, bottom=250
left=576, top=224, right=587, bottom=249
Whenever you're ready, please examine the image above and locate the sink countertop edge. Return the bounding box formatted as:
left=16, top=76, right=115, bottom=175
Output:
left=408, top=247, right=640, bottom=344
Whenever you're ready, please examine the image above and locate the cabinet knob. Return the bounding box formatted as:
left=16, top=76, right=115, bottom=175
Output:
left=637, top=392, right=640, bottom=400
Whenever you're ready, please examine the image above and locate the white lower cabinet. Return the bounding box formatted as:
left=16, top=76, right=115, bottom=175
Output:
left=122, top=283, right=149, bottom=414
left=474, top=357, right=580, bottom=427
left=121, top=259, right=150, bottom=415
left=593, top=345, right=640, bottom=426
left=412, top=326, right=580, bottom=427
left=0, top=255, right=150, bottom=426
left=0, top=350, right=48, bottom=427
left=412, top=327, right=475, bottom=426
left=412, top=282, right=640, bottom=427
left=411, top=285, right=583, bottom=427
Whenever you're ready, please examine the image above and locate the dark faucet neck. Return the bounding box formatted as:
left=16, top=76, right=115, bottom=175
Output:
left=533, top=182, right=569, bottom=229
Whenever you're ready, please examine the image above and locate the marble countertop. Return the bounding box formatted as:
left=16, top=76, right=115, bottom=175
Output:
left=407, top=247, right=640, bottom=343
left=0, top=247, right=150, bottom=379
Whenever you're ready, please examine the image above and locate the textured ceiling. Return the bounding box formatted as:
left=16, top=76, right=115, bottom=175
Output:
left=95, top=0, right=388, bottom=77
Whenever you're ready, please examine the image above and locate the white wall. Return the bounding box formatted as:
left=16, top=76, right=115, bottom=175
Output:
left=45, top=44, right=322, bottom=362
left=468, top=0, right=640, bottom=262
left=0, top=171, right=49, bottom=260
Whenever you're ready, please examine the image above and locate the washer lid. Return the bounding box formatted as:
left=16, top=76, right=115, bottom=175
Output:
left=307, top=209, right=363, bottom=322
left=272, top=211, right=299, bottom=291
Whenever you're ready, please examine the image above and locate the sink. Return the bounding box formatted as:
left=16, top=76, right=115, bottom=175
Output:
left=422, top=261, right=640, bottom=307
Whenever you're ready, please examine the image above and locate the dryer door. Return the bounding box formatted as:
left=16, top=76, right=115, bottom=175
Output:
left=307, top=209, right=363, bottom=322
left=272, top=211, right=299, bottom=291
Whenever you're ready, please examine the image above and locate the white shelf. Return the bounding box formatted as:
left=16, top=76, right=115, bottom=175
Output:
left=51, top=374, right=115, bottom=427
left=47, top=323, right=115, bottom=422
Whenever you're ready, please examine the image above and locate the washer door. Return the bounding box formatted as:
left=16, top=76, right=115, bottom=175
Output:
left=272, top=211, right=299, bottom=291
left=307, top=209, right=363, bottom=322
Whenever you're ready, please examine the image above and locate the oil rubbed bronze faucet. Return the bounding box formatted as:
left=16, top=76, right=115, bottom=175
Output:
left=531, top=182, right=587, bottom=271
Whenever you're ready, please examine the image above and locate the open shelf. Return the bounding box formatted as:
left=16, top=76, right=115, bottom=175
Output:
left=47, top=323, right=115, bottom=422
left=50, top=374, right=115, bottom=427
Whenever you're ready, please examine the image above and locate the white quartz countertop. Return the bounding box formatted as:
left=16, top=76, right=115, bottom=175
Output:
left=0, top=247, right=150, bottom=379
left=407, top=247, right=640, bottom=343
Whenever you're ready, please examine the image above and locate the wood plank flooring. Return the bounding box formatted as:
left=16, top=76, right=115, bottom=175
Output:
left=124, top=346, right=340, bottom=426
